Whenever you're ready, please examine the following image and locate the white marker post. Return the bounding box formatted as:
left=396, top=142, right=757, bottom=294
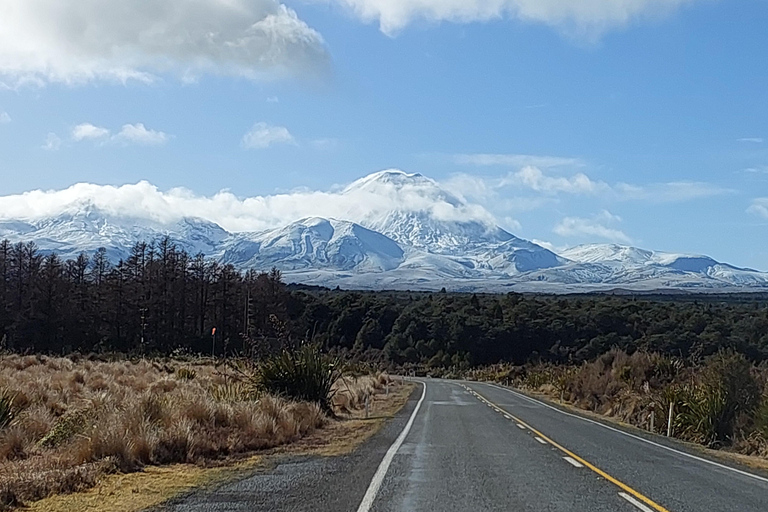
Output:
left=667, top=401, right=675, bottom=437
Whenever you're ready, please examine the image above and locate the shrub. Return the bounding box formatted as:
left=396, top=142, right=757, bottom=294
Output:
left=664, top=351, right=761, bottom=446
left=256, top=344, right=341, bottom=414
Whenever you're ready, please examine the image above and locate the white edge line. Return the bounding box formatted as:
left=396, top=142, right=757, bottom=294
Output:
left=563, top=456, right=584, bottom=468
left=516, top=423, right=526, bottom=429
left=484, top=382, right=768, bottom=484
left=535, top=436, right=548, bottom=445
left=619, top=492, right=655, bottom=512
left=356, top=381, right=427, bottom=512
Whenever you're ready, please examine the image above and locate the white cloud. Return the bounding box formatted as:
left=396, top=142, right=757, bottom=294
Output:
left=615, top=181, right=731, bottom=202
left=70, top=122, right=168, bottom=145
left=454, top=153, right=584, bottom=169
left=448, top=166, right=730, bottom=204
left=113, top=124, right=169, bottom=146
left=0, top=0, right=328, bottom=86
left=504, top=166, right=609, bottom=194
left=41, top=132, right=61, bottom=151
left=554, top=210, right=632, bottom=243
left=266, top=96, right=280, bottom=103
left=0, top=171, right=499, bottom=233
left=748, top=198, right=768, bottom=219
left=745, top=166, right=768, bottom=175
left=738, top=137, right=763, bottom=143
left=327, top=0, right=697, bottom=37
left=71, top=123, right=110, bottom=141
left=242, top=122, right=295, bottom=149
left=0, top=111, right=10, bottom=124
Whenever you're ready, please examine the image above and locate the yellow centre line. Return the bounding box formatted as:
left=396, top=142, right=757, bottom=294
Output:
left=463, top=384, right=672, bottom=512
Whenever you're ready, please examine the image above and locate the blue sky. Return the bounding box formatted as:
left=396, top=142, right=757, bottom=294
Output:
left=0, top=0, right=767, bottom=268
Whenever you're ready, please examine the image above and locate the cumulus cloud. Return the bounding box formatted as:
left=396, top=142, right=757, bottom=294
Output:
left=242, top=122, right=295, bottom=149
left=41, top=133, right=61, bottom=151
left=0, top=0, right=329, bottom=86
left=113, top=123, right=168, bottom=146
left=0, top=170, right=498, bottom=233
left=748, top=198, right=768, bottom=219
left=72, top=123, right=110, bottom=141
left=554, top=210, right=632, bottom=243
left=504, top=166, right=609, bottom=194
left=0, top=111, right=10, bottom=124
left=70, top=122, right=168, bottom=145
left=327, top=0, right=697, bottom=37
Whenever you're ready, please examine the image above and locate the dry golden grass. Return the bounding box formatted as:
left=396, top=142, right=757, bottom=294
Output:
left=0, top=355, right=326, bottom=510
left=24, top=377, right=415, bottom=512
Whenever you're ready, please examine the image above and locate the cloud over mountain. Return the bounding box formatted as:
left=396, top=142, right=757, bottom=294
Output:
left=328, top=0, right=698, bottom=37
left=0, top=0, right=329, bottom=85
left=0, top=170, right=498, bottom=233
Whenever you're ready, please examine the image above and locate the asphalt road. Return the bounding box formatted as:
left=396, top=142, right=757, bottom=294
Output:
left=157, top=379, right=768, bottom=512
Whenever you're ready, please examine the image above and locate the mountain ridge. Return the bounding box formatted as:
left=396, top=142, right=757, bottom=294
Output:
left=1, top=170, right=766, bottom=292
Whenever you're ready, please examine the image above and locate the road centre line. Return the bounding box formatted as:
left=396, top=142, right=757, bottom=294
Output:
left=619, top=492, right=656, bottom=512
left=356, top=381, right=426, bottom=512
left=483, top=382, right=768, bottom=485
left=465, top=385, right=672, bottom=512
left=535, top=437, right=548, bottom=445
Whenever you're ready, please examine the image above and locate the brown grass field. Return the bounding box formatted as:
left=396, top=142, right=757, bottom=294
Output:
left=0, top=354, right=404, bottom=510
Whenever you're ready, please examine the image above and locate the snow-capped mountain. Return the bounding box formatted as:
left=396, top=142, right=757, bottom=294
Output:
left=341, top=170, right=513, bottom=253
left=1, top=170, right=767, bottom=293
left=0, top=200, right=230, bottom=261
left=221, top=217, right=405, bottom=272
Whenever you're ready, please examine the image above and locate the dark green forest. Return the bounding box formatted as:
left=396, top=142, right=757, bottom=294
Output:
left=2, top=238, right=768, bottom=365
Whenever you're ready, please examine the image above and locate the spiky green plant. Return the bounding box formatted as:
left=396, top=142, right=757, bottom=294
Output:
left=0, top=388, right=15, bottom=430
left=175, top=367, right=197, bottom=381
left=256, top=344, right=342, bottom=414
left=657, top=351, right=760, bottom=446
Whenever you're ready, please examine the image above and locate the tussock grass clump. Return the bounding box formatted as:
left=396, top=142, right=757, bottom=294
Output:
left=331, top=373, right=391, bottom=413
left=0, top=354, right=328, bottom=509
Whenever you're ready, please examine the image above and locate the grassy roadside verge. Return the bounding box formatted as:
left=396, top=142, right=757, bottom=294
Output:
left=19, top=370, right=415, bottom=512
left=483, top=381, right=768, bottom=474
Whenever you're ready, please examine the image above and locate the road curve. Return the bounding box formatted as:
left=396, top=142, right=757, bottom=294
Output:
left=158, top=379, right=768, bottom=512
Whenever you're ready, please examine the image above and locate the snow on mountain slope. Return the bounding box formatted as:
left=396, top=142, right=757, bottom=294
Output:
left=221, top=217, right=405, bottom=272
left=337, top=170, right=564, bottom=275
left=0, top=172, right=766, bottom=292
left=560, top=244, right=744, bottom=273
left=0, top=202, right=230, bottom=261
left=341, top=170, right=514, bottom=252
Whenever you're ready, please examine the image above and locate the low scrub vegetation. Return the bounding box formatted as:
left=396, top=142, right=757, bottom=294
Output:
left=469, top=349, right=768, bottom=458
left=0, top=354, right=337, bottom=509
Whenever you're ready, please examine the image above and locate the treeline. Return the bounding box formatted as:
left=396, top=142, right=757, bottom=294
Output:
left=2, top=238, right=768, bottom=365
left=293, top=289, right=768, bottom=366
left=0, top=239, right=287, bottom=354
